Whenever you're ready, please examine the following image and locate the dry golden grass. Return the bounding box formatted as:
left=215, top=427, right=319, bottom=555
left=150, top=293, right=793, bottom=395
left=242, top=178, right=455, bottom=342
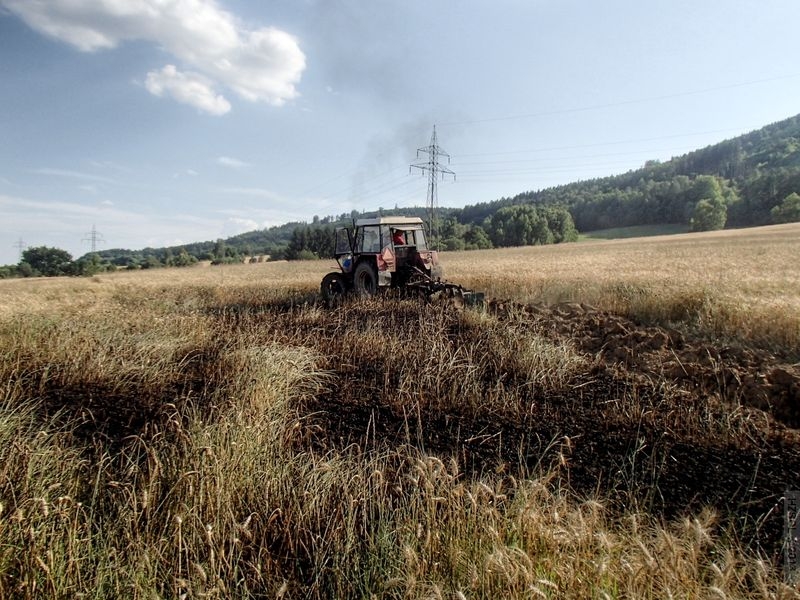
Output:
left=445, top=222, right=800, bottom=302
left=0, top=224, right=798, bottom=598
left=3, top=223, right=797, bottom=349
left=445, top=222, right=800, bottom=352
left=0, top=259, right=325, bottom=319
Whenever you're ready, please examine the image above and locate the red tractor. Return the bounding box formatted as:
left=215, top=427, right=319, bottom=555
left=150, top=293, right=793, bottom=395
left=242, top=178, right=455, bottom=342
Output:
left=320, top=216, right=482, bottom=305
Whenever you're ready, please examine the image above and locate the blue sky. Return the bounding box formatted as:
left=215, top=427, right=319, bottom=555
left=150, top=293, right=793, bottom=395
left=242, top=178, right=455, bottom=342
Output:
left=1, top=0, right=799, bottom=264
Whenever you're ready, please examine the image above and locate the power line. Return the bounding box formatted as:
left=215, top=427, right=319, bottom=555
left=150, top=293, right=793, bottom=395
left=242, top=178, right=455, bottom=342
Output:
left=439, top=73, right=800, bottom=127
left=450, top=126, right=753, bottom=159
left=410, top=125, right=455, bottom=246
left=451, top=144, right=700, bottom=168
left=298, top=112, right=772, bottom=213
left=315, top=165, right=408, bottom=203
left=295, top=78, right=789, bottom=214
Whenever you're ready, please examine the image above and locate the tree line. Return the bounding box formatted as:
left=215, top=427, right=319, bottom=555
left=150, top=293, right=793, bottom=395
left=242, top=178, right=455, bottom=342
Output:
left=279, top=205, right=577, bottom=259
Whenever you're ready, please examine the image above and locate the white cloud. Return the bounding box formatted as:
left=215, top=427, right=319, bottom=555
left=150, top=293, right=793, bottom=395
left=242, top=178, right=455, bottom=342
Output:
left=4, top=0, right=306, bottom=111
left=146, top=65, right=230, bottom=115
left=217, top=156, right=250, bottom=169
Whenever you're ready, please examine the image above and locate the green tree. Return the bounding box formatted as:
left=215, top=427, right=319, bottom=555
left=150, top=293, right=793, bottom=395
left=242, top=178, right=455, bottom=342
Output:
left=285, top=227, right=308, bottom=260
left=488, top=205, right=533, bottom=246
left=690, top=197, right=727, bottom=232
left=487, top=205, right=563, bottom=247
left=687, top=175, right=724, bottom=205
left=172, top=249, right=198, bottom=267
left=463, top=225, right=493, bottom=250
left=17, top=262, right=35, bottom=277
left=543, top=206, right=579, bottom=243
left=529, top=211, right=554, bottom=245
left=73, top=253, right=108, bottom=276
left=20, top=246, right=73, bottom=276
left=213, top=239, right=226, bottom=261
left=141, top=255, right=162, bottom=269
left=0, top=265, right=19, bottom=279
left=771, top=192, right=800, bottom=223
left=440, top=218, right=467, bottom=251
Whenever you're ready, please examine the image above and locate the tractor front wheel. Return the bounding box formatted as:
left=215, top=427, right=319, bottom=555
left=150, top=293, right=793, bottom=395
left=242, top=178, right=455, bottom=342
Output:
left=354, top=261, right=378, bottom=296
left=321, top=272, right=348, bottom=305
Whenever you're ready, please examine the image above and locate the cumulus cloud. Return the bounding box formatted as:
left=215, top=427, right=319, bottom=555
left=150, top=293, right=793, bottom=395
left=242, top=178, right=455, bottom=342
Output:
left=3, top=0, right=305, bottom=113
left=146, top=65, right=231, bottom=115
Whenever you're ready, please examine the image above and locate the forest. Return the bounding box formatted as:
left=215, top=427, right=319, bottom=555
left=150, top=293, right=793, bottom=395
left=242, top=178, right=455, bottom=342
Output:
left=3, top=113, right=800, bottom=277
left=457, top=113, right=800, bottom=232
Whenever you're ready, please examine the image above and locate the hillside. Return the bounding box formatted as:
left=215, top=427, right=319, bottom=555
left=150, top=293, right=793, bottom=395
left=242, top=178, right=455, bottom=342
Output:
left=457, top=113, right=800, bottom=232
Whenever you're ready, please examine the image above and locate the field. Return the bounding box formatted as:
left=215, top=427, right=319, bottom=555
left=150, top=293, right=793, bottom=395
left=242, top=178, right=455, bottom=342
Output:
left=578, top=224, right=690, bottom=241
left=1, top=223, right=799, bottom=598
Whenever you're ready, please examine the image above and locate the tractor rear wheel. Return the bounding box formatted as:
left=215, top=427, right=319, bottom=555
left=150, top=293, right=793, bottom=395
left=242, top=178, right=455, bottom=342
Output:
left=321, top=272, right=347, bottom=305
left=354, top=261, right=378, bottom=296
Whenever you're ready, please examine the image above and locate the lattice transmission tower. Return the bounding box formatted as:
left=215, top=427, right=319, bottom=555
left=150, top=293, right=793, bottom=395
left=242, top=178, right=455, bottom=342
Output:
left=13, top=238, right=26, bottom=261
left=410, top=125, right=455, bottom=248
left=82, top=224, right=105, bottom=253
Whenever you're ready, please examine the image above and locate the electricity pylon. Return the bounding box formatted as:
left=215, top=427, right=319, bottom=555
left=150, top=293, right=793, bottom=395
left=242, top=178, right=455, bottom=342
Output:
left=82, top=224, right=105, bottom=252
left=410, top=125, right=455, bottom=248
left=13, top=238, right=26, bottom=261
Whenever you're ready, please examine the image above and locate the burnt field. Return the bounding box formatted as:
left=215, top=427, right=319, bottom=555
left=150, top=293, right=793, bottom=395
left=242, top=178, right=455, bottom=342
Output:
left=1, top=226, right=800, bottom=598
left=256, top=297, right=800, bottom=558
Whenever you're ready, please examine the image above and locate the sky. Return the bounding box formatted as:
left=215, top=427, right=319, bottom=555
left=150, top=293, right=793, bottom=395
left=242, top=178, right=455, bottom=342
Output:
left=1, top=0, right=800, bottom=264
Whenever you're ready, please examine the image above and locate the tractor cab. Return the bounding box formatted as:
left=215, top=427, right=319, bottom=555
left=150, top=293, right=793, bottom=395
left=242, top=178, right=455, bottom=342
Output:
left=324, top=216, right=442, bottom=301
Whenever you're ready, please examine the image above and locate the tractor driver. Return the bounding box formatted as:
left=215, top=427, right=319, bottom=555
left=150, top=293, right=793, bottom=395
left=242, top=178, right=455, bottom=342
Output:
left=392, top=229, right=405, bottom=245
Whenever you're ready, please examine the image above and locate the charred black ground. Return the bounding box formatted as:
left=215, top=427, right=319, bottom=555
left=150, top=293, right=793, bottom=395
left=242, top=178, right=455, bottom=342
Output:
left=18, top=294, right=800, bottom=561
left=257, top=298, right=800, bottom=560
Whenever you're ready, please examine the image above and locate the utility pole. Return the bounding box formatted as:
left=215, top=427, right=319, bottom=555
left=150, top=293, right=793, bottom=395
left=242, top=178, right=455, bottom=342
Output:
left=13, top=238, right=26, bottom=261
left=82, top=224, right=105, bottom=253
left=410, top=125, right=455, bottom=248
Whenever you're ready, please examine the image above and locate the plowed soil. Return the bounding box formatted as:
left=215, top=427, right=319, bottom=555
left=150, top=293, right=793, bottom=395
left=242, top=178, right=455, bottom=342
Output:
left=295, top=299, right=800, bottom=559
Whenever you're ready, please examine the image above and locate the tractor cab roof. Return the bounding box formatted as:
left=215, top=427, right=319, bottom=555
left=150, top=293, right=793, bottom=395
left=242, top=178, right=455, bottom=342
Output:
left=354, top=216, right=425, bottom=228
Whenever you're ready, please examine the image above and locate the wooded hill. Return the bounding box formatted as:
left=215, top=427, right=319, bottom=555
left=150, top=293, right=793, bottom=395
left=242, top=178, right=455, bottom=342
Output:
left=458, top=112, right=800, bottom=232
left=91, top=112, right=800, bottom=267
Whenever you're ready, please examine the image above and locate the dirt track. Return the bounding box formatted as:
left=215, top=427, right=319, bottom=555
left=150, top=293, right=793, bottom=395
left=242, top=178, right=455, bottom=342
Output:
left=297, top=300, right=800, bottom=559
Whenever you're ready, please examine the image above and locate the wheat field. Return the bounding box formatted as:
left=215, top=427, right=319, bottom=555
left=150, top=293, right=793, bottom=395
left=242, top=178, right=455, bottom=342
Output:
left=0, top=223, right=799, bottom=598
